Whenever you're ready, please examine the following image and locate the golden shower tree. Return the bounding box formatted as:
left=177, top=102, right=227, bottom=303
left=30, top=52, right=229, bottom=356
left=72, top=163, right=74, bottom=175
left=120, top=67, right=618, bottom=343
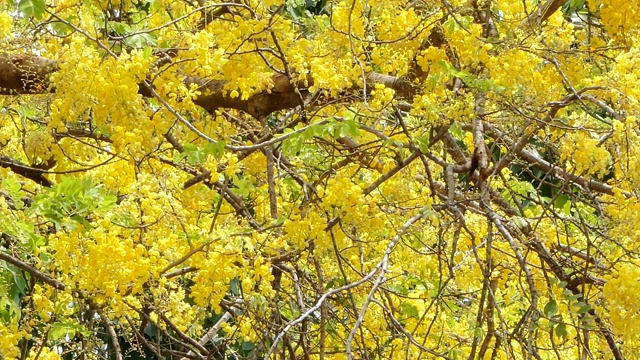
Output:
left=1, top=0, right=639, bottom=358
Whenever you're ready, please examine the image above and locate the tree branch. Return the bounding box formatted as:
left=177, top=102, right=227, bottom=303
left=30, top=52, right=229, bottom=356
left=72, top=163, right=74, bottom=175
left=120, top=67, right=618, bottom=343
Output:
left=0, top=252, right=66, bottom=290
left=0, top=155, right=53, bottom=187
left=523, top=0, right=568, bottom=29
left=0, top=55, right=417, bottom=119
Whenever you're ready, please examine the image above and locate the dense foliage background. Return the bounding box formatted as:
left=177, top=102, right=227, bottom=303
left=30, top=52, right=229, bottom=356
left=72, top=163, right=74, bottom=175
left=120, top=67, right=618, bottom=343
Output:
left=1, top=0, right=640, bottom=359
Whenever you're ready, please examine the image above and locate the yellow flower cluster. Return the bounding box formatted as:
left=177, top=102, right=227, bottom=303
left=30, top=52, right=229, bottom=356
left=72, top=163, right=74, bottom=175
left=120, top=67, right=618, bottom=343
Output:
left=368, top=5, right=423, bottom=75
left=27, top=347, right=61, bottom=360
left=608, top=49, right=640, bottom=104
left=559, top=130, right=611, bottom=178
left=318, top=170, right=365, bottom=217
left=50, top=37, right=153, bottom=157
left=610, top=117, right=640, bottom=189
left=604, top=189, right=640, bottom=253
left=308, top=57, right=356, bottom=97
left=0, top=11, right=11, bottom=39
left=415, top=46, right=448, bottom=76
left=0, top=322, right=26, bottom=359
left=494, top=0, right=527, bottom=23
left=331, top=1, right=367, bottom=38
left=486, top=48, right=562, bottom=102
left=369, top=84, right=396, bottom=110
left=50, top=225, right=153, bottom=302
left=604, top=261, right=640, bottom=341
left=188, top=247, right=247, bottom=312
left=190, top=16, right=277, bottom=99
left=444, top=18, right=488, bottom=67
left=596, top=0, right=640, bottom=44
left=283, top=210, right=328, bottom=251
left=23, top=130, right=54, bottom=164
left=30, top=285, right=57, bottom=322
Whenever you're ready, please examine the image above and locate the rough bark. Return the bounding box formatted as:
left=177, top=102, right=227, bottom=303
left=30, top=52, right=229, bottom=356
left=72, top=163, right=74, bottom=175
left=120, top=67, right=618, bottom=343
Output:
left=0, top=54, right=413, bottom=119
left=0, top=54, right=57, bottom=94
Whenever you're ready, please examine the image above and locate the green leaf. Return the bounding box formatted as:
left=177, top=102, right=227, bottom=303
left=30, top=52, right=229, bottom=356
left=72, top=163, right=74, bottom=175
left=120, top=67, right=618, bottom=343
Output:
left=575, top=302, right=591, bottom=314
left=544, top=299, right=558, bottom=318
left=204, top=140, right=225, bottom=158
left=2, top=177, right=22, bottom=194
left=174, top=152, right=188, bottom=163
left=400, top=302, right=420, bottom=318
left=554, top=195, right=571, bottom=215
left=449, top=122, right=463, bottom=140
left=443, top=19, right=456, bottom=34
left=241, top=341, right=255, bottom=351
left=231, top=175, right=253, bottom=197
left=109, top=21, right=131, bottom=35
left=555, top=323, right=567, bottom=337
left=144, top=323, right=159, bottom=337
left=229, top=277, right=241, bottom=296
left=437, top=60, right=454, bottom=73
left=18, top=0, right=45, bottom=19
left=1, top=178, right=25, bottom=210
left=339, top=118, right=360, bottom=137
left=386, top=283, right=408, bottom=295
left=30, top=177, right=116, bottom=229
left=51, top=19, right=75, bottom=35
left=510, top=216, right=530, bottom=229
left=419, top=205, right=433, bottom=217
left=49, top=322, right=91, bottom=341
left=71, top=215, right=91, bottom=228
left=567, top=293, right=582, bottom=301
left=326, top=277, right=345, bottom=289
left=2, top=263, right=26, bottom=296
left=49, top=322, right=79, bottom=341
left=282, top=133, right=304, bottom=156
left=416, top=137, right=430, bottom=153
left=125, top=33, right=158, bottom=48
left=143, top=46, right=154, bottom=58
left=145, top=0, right=161, bottom=12
left=180, top=143, right=207, bottom=165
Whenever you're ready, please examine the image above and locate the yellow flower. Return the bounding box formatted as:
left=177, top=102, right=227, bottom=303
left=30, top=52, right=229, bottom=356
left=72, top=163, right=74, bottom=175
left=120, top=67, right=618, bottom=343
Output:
left=0, top=12, right=12, bottom=38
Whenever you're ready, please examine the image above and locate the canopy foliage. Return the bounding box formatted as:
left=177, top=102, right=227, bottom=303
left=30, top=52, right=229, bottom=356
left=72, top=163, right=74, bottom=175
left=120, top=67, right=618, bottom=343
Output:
left=1, top=0, right=640, bottom=359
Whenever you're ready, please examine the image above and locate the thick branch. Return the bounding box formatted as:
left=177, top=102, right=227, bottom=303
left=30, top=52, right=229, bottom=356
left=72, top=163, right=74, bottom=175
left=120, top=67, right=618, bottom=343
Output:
left=0, top=55, right=56, bottom=94
left=0, top=55, right=414, bottom=119
left=483, top=123, right=622, bottom=197
left=0, top=252, right=66, bottom=290
left=0, top=155, right=53, bottom=187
